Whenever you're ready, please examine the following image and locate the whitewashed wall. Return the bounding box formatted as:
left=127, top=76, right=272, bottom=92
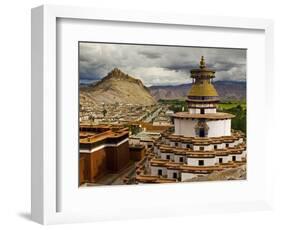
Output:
left=174, top=119, right=197, bottom=136
left=167, top=169, right=180, bottom=180
left=170, top=141, right=183, bottom=148
left=174, top=155, right=186, bottom=163
left=181, top=143, right=187, bottom=148
left=151, top=166, right=167, bottom=176
left=188, top=108, right=200, bottom=114
left=205, top=108, right=217, bottom=113
left=236, top=154, right=243, bottom=161
left=153, top=146, right=158, bottom=153
left=188, top=108, right=216, bottom=114
left=174, top=118, right=231, bottom=137
left=187, top=157, right=216, bottom=166
left=157, top=148, right=161, bottom=156
left=188, top=103, right=216, bottom=108
left=160, top=152, right=174, bottom=161
left=215, top=155, right=231, bottom=164
left=165, top=138, right=170, bottom=145
left=193, top=145, right=213, bottom=151
left=230, top=154, right=242, bottom=161
left=207, top=119, right=231, bottom=137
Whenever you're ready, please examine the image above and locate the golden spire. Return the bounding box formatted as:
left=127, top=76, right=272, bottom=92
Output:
left=187, top=56, right=219, bottom=97
left=200, top=56, right=206, bottom=69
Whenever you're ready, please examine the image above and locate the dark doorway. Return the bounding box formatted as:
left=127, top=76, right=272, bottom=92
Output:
left=158, top=169, right=162, bottom=176
left=232, top=156, right=236, bottom=161
left=199, top=128, right=205, bottom=137
left=200, top=108, right=205, bottom=114
left=173, top=172, right=177, bottom=179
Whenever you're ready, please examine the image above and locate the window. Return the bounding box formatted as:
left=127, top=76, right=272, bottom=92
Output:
left=232, top=156, right=236, bottom=161
left=226, top=143, right=229, bottom=148
left=214, top=145, right=217, bottom=150
left=158, top=169, right=162, bottom=176
left=198, top=160, right=204, bottom=166
left=199, top=146, right=204, bottom=151
left=166, top=155, right=170, bottom=160
left=187, top=144, right=190, bottom=148
left=219, top=158, right=223, bottom=163
left=175, top=142, right=178, bottom=147
left=173, top=172, right=177, bottom=179
left=179, top=157, right=184, bottom=163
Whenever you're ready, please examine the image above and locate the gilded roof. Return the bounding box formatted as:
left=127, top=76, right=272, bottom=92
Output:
left=188, top=80, right=218, bottom=97
left=187, top=56, right=219, bottom=97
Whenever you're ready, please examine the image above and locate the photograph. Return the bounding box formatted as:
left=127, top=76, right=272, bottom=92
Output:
left=26, top=2, right=278, bottom=226
left=78, top=42, right=247, bottom=187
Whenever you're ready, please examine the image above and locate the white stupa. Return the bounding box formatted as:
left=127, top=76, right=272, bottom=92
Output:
left=135, top=57, right=247, bottom=183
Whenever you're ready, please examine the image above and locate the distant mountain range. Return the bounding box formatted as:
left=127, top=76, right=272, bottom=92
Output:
left=149, top=81, right=246, bottom=102
left=80, top=68, right=156, bottom=106
left=80, top=69, right=246, bottom=104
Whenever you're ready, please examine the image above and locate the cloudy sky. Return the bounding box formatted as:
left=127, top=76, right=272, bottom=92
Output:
left=79, top=42, right=246, bottom=86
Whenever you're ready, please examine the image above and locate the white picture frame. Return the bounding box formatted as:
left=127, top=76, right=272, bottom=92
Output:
left=31, top=5, right=274, bottom=225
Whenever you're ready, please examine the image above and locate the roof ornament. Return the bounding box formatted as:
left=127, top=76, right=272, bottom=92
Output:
left=200, top=56, right=206, bottom=69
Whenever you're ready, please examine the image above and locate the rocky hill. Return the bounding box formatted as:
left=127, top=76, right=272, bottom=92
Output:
left=149, top=81, right=246, bottom=102
left=80, top=68, right=156, bottom=106
left=184, top=165, right=246, bottom=182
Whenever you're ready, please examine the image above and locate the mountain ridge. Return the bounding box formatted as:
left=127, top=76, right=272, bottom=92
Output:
left=80, top=68, right=156, bottom=106
left=80, top=68, right=246, bottom=103
left=148, top=81, right=246, bottom=101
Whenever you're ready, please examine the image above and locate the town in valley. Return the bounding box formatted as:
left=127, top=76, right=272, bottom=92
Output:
left=79, top=52, right=247, bottom=186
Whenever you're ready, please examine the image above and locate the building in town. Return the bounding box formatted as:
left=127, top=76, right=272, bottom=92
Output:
left=135, top=56, right=247, bottom=183
left=79, top=125, right=130, bottom=185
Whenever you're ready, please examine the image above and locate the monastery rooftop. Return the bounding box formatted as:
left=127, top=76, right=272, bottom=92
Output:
left=173, top=112, right=235, bottom=120
left=80, top=125, right=129, bottom=144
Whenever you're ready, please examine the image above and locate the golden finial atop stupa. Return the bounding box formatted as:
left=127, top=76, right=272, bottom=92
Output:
left=200, top=56, right=206, bottom=69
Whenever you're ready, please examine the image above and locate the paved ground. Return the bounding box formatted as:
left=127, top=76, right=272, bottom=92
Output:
left=85, top=161, right=137, bottom=186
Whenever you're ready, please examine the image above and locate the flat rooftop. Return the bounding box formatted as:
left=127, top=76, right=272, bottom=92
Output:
left=173, top=112, right=235, bottom=120
left=80, top=125, right=129, bottom=144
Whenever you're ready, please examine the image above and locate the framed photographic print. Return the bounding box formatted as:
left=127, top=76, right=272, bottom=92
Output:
left=31, top=5, right=274, bottom=224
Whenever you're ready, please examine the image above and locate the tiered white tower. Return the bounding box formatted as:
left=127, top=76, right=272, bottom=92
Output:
left=173, top=56, right=233, bottom=138
left=135, top=57, right=246, bottom=183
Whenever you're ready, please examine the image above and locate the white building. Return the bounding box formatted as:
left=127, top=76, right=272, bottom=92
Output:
left=136, top=57, right=246, bottom=183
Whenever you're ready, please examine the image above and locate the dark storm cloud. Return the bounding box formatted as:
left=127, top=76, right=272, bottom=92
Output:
left=79, top=43, right=246, bottom=86
left=166, top=61, right=245, bottom=76
left=165, top=62, right=197, bottom=73
left=212, top=61, right=245, bottom=72
left=139, top=51, right=161, bottom=59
